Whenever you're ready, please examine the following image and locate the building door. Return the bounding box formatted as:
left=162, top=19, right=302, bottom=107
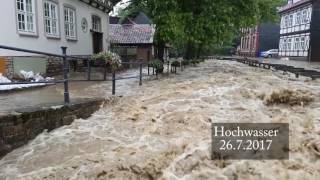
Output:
left=92, top=31, right=103, bottom=53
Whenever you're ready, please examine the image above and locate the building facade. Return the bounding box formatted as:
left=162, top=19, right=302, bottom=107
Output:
left=279, top=0, right=320, bottom=61
left=238, top=23, right=280, bottom=57
left=0, top=0, right=118, bottom=78
left=109, top=12, right=155, bottom=62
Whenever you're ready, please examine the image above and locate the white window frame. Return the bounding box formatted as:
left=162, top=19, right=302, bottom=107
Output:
left=287, top=38, right=292, bottom=51
left=296, top=11, right=301, bottom=25
left=285, top=15, right=289, bottom=28
left=15, top=0, right=37, bottom=35
left=283, top=39, right=287, bottom=51
left=92, top=15, right=101, bottom=32
left=64, top=6, right=77, bottom=40
left=43, top=0, right=60, bottom=38
left=300, top=37, right=306, bottom=51
left=289, top=14, right=293, bottom=27
left=294, top=37, right=300, bottom=50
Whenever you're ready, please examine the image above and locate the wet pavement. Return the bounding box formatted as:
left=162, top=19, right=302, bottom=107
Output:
left=0, top=60, right=320, bottom=179
left=0, top=68, right=153, bottom=115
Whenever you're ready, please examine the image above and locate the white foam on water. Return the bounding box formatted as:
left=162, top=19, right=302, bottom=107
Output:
left=0, top=60, right=320, bottom=179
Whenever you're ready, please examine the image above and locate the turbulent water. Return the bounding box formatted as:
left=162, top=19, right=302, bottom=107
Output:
left=1, top=60, right=320, bottom=180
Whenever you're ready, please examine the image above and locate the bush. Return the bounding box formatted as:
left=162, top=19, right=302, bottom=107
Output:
left=171, top=61, right=180, bottom=67
left=182, top=60, right=190, bottom=66
left=190, top=59, right=200, bottom=65
left=150, top=59, right=164, bottom=73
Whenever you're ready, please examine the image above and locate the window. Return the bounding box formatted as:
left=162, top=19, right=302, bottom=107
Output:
left=92, top=15, right=101, bottom=32
left=302, top=9, right=311, bottom=24
left=44, top=1, right=59, bottom=37
left=294, top=37, right=300, bottom=50
left=300, top=37, right=305, bottom=50
left=296, top=11, right=301, bottom=25
left=287, top=38, right=292, bottom=51
left=64, top=7, right=76, bottom=39
left=283, top=39, right=287, bottom=51
left=16, top=0, right=36, bottom=34
left=281, top=16, right=285, bottom=29
left=285, top=15, right=289, bottom=28
left=289, top=14, right=293, bottom=27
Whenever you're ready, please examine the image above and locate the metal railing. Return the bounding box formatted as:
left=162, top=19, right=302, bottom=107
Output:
left=0, top=45, right=171, bottom=105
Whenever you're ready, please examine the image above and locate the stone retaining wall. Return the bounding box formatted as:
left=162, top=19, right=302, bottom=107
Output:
left=0, top=99, right=105, bottom=158
left=46, top=56, right=63, bottom=76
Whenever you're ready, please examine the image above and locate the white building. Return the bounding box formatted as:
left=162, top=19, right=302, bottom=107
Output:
left=0, top=0, right=119, bottom=78
left=278, top=0, right=320, bottom=61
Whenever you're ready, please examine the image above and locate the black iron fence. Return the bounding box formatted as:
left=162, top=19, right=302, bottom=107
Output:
left=0, top=45, right=171, bottom=105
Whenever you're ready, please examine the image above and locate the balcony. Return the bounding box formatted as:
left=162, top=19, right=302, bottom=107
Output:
left=79, top=0, right=121, bottom=13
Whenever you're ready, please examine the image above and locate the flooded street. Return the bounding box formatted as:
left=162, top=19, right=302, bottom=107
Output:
left=1, top=60, right=320, bottom=179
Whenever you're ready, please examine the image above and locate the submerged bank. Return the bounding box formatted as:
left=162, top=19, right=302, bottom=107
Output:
left=0, top=60, right=320, bottom=179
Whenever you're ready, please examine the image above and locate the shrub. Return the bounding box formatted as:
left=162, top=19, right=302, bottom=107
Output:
left=92, top=51, right=122, bottom=71
left=171, top=61, right=180, bottom=67
left=182, top=60, right=190, bottom=66
left=150, top=59, right=164, bottom=73
left=190, top=59, right=200, bottom=65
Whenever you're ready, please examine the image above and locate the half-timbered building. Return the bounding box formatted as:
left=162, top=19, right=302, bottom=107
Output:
left=279, top=0, right=320, bottom=61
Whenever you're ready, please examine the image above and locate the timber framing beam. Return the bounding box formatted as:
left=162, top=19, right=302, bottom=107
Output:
left=78, top=0, right=121, bottom=13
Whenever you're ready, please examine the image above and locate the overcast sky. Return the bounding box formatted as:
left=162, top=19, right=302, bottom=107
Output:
left=110, top=0, right=131, bottom=16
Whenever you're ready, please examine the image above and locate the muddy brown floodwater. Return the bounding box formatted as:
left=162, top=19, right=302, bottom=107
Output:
left=1, top=60, right=320, bottom=180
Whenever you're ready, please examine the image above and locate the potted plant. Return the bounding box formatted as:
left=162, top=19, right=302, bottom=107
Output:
left=150, top=59, right=164, bottom=73
left=92, top=51, right=122, bottom=71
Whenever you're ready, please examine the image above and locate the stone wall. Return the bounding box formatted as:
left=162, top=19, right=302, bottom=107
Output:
left=0, top=99, right=105, bottom=158
left=46, top=56, right=63, bottom=76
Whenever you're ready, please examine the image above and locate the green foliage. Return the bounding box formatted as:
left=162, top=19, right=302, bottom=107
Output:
left=150, top=59, right=164, bottom=70
left=190, top=59, right=200, bottom=65
left=92, top=51, right=122, bottom=71
left=171, top=61, right=180, bottom=67
left=120, top=0, right=284, bottom=58
left=182, top=60, right=190, bottom=66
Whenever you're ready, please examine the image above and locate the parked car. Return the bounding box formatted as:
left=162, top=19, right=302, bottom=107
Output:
left=261, top=49, right=279, bottom=58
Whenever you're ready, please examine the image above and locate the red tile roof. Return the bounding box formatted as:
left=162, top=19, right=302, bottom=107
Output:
left=109, top=24, right=155, bottom=44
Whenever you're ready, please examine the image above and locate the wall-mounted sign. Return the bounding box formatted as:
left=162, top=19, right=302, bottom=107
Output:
left=81, top=18, right=88, bottom=33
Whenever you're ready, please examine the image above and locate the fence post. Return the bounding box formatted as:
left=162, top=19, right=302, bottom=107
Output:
left=139, top=62, right=143, bottom=86
left=112, top=71, right=116, bottom=95
left=87, top=59, right=91, bottom=80
left=103, top=64, right=107, bottom=81
left=61, top=46, right=70, bottom=104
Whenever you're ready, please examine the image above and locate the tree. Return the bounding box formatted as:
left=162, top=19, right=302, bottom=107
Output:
left=118, top=0, right=284, bottom=60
